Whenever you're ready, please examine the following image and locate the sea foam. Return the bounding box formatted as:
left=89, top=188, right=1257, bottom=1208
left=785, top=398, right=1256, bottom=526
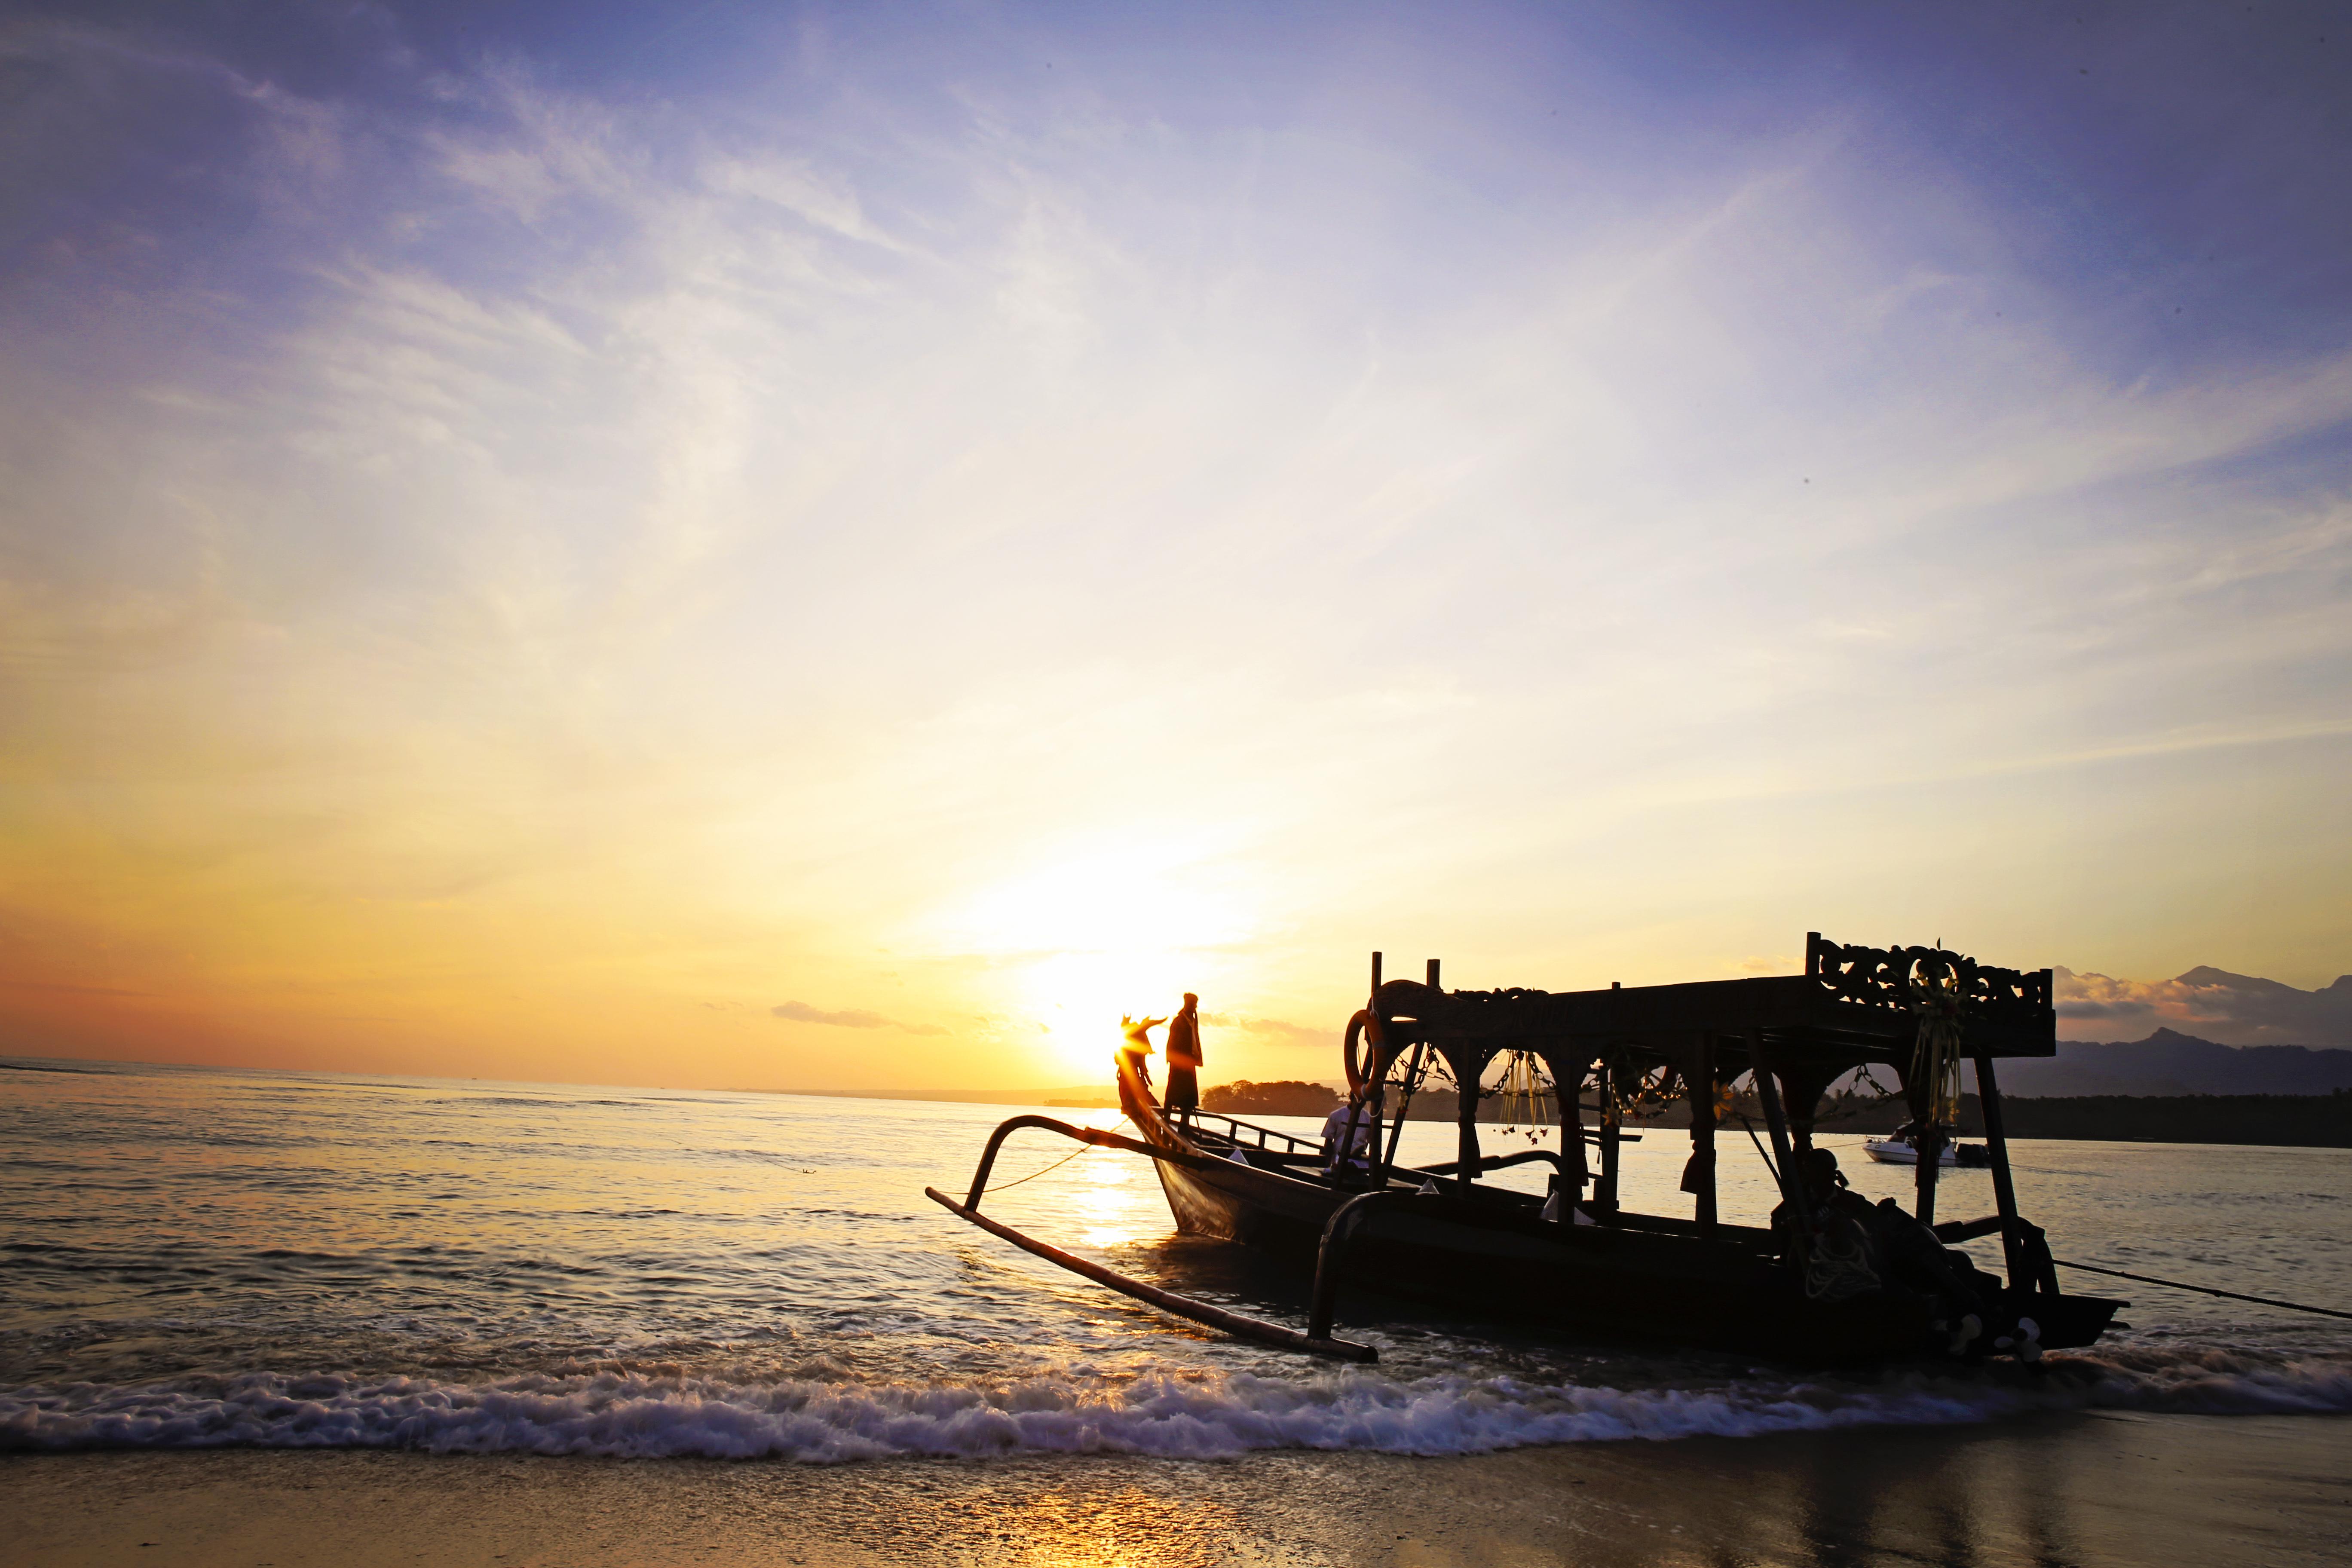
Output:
left=6, top=1349, right=2347, bottom=1462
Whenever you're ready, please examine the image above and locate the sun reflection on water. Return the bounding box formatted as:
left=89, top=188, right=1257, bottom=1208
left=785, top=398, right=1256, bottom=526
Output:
left=1075, top=1141, right=1145, bottom=1248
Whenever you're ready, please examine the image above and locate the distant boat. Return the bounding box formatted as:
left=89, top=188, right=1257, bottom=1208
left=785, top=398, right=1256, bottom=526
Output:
left=1865, top=1137, right=1992, bottom=1168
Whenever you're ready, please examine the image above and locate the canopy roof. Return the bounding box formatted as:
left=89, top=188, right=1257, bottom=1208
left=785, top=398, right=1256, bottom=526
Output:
left=1374, top=933, right=2055, bottom=1076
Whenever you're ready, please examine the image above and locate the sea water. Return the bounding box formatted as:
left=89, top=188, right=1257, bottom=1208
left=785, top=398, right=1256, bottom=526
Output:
left=3, top=1058, right=2347, bottom=1460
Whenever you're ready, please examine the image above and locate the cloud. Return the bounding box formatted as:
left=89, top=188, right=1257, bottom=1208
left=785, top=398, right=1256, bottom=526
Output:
left=1200, top=1012, right=1328, bottom=1047
left=4, top=7, right=2349, bottom=1090
left=2056, top=967, right=2352, bottom=1047
left=770, top=1001, right=948, bottom=1037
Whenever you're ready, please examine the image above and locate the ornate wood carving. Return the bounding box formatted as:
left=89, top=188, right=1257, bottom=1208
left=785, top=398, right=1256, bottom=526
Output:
left=1804, top=932, right=2052, bottom=1024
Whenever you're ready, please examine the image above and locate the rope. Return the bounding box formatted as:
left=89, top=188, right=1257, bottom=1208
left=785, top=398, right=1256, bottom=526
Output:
left=2053, top=1258, right=2352, bottom=1321
left=1733, top=1113, right=1781, bottom=1188
left=982, top=1118, right=1129, bottom=1195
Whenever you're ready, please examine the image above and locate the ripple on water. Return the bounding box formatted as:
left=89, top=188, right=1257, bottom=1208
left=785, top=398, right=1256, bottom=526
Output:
left=2, top=1063, right=2348, bottom=1449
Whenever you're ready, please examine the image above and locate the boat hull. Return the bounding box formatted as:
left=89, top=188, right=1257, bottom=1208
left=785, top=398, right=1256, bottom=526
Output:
left=1122, top=1060, right=2117, bottom=1362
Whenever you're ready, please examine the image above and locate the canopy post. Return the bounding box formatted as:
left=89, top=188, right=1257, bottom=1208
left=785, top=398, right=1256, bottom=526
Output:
left=1749, top=1034, right=1802, bottom=1205
left=1778, top=1065, right=1838, bottom=1155
left=1596, top=1053, right=1622, bottom=1213
left=1376, top=1041, right=1426, bottom=1184
left=1547, top=1050, right=1590, bottom=1204
left=1450, top=1045, right=1486, bottom=1189
left=1973, top=1053, right=2027, bottom=1287
left=1912, top=1123, right=1944, bottom=1225
left=1900, top=1055, right=1946, bottom=1225
left=1359, top=950, right=1390, bottom=1180
left=1684, top=1033, right=1718, bottom=1231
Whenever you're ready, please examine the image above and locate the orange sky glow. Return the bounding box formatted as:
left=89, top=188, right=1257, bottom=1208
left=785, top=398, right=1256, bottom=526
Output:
left=4, top=7, right=2348, bottom=1090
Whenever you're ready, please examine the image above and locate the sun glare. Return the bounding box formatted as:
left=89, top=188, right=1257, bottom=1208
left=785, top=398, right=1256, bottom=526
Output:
left=953, top=842, right=1249, bottom=956
left=923, top=836, right=1258, bottom=1081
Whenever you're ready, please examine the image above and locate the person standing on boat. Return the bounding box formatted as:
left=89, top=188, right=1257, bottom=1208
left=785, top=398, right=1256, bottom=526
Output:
left=1164, top=994, right=1204, bottom=1115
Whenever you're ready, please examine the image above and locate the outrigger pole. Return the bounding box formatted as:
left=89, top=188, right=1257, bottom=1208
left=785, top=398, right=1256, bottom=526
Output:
left=925, top=1114, right=1378, bottom=1363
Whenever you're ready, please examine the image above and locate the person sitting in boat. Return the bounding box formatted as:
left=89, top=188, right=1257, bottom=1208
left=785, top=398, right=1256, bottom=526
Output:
left=1320, top=1095, right=1380, bottom=1184
left=1164, top=994, right=1204, bottom=1116
left=1777, top=1150, right=1995, bottom=1346
left=1774, top=1148, right=1884, bottom=1302
left=1863, top=1195, right=1997, bottom=1336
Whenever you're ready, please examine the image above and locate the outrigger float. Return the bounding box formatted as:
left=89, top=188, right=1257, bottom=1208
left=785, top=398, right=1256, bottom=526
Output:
left=927, top=934, right=2124, bottom=1365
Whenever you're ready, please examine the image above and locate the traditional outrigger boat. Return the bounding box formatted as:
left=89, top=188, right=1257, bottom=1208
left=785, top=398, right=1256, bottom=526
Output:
left=928, top=934, right=2123, bottom=1365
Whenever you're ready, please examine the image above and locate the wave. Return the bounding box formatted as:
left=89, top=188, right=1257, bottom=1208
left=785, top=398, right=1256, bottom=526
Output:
left=6, top=1348, right=2347, bottom=1462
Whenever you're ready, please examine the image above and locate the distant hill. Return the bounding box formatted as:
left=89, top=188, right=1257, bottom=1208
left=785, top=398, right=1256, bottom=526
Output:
left=1203, top=1079, right=1341, bottom=1118
left=1989, top=1029, right=2352, bottom=1097
left=2056, top=964, right=2351, bottom=1046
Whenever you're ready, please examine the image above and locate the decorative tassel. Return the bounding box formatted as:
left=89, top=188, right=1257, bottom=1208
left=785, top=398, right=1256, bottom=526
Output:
left=1908, top=953, right=1966, bottom=1129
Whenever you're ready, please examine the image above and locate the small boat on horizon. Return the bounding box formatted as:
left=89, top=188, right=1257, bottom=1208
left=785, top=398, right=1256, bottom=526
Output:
left=929, top=933, right=2122, bottom=1367
left=1865, top=1135, right=1994, bottom=1168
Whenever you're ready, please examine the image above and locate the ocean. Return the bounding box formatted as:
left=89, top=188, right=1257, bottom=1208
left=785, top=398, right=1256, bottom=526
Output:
left=4, top=1057, right=2349, bottom=1464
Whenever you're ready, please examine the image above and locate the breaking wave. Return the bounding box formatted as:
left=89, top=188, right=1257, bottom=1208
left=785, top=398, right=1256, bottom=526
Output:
left=7, top=1348, right=2347, bottom=1462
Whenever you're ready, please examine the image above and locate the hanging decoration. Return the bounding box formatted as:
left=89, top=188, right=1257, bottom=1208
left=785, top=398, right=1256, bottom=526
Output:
left=1492, top=1050, right=1553, bottom=1143
left=1603, top=1063, right=1679, bottom=1124
left=1908, top=949, right=1966, bottom=1130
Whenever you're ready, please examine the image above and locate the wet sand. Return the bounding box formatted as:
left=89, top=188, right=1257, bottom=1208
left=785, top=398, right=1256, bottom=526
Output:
left=7, top=1411, right=2345, bottom=1568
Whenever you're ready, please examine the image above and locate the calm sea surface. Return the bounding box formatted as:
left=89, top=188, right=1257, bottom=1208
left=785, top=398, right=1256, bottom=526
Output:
left=4, top=1058, right=2348, bottom=1459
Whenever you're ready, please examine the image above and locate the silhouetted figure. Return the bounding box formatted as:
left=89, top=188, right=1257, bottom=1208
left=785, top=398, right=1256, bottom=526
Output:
left=1119, top=1014, right=1164, bottom=1096
left=1773, top=1148, right=1883, bottom=1302
left=1321, top=1095, right=1379, bottom=1185
left=1164, top=994, right=1203, bottom=1114
left=1773, top=1148, right=1995, bottom=1350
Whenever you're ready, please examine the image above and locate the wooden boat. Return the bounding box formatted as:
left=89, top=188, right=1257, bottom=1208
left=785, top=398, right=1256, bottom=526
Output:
left=1865, top=1136, right=1993, bottom=1167
left=930, top=934, right=2124, bottom=1366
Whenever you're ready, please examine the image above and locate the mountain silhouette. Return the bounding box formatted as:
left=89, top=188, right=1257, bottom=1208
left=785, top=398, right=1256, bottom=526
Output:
left=1993, top=1027, right=2352, bottom=1097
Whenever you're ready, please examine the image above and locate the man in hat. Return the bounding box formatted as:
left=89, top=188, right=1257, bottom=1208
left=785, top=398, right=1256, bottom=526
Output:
left=1163, top=994, right=1204, bottom=1117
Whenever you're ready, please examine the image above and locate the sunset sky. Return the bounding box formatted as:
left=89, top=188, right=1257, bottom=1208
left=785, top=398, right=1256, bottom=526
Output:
left=3, top=2, right=2348, bottom=1090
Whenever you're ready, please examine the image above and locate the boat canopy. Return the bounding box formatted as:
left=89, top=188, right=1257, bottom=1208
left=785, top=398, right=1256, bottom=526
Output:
left=1357, top=932, right=2056, bottom=1237
left=1372, top=931, right=2052, bottom=1088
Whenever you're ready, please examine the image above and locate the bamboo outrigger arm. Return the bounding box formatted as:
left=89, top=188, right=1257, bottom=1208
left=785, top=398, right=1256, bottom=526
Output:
left=925, top=1114, right=1379, bottom=1363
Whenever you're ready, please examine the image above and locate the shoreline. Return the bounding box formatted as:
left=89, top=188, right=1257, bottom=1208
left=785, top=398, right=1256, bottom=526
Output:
left=6, top=1410, right=2345, bottom=1567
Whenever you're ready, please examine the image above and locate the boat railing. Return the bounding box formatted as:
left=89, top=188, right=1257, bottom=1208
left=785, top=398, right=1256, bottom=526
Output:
left=1176, top=1106, right=1323, bottom=1155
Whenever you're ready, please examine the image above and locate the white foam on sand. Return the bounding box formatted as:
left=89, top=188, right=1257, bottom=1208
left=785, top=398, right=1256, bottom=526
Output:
left=5, top=1350, right=2346, bottom=1462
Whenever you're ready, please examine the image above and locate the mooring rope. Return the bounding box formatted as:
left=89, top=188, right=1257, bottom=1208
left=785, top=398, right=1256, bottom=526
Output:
left=2053, top=1258, right=2352, bottom=1321
left=981, top=1117, right=1130, bottom=1194
left=1733, top=1113, right=1782, bottom=1187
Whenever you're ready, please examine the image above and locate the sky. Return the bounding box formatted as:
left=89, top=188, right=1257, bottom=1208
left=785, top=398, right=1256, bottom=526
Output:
left=2, top=1, right=2348, bottom=1090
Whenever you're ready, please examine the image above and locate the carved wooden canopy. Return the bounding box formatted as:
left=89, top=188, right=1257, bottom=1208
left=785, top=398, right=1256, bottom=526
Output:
left=1367, top=933, right=2057, bottom=1078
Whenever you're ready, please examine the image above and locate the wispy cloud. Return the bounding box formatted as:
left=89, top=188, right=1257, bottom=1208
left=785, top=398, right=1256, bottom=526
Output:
left=2, top=6, right=2345, bottom=1087
left=772, top=1001, right=947, bottom=1037
left=1200, top=1012, right=1328, bottom=1047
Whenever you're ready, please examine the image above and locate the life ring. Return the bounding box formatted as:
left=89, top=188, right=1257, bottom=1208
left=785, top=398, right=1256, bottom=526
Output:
left=1343, top=1008, right=1390, bottom=1098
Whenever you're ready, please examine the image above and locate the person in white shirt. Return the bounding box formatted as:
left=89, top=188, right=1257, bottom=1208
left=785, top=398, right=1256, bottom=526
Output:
left=1321, top=1096, right=1379, bottom=1182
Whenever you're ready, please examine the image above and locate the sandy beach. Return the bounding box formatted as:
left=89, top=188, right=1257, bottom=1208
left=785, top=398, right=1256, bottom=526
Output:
left=8, top=1410, right=2345, bottom=1568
